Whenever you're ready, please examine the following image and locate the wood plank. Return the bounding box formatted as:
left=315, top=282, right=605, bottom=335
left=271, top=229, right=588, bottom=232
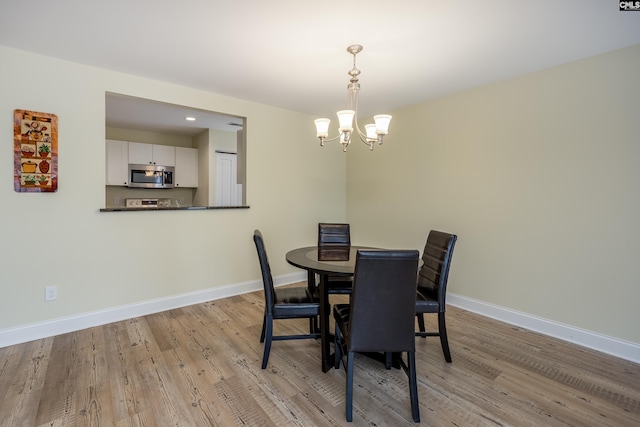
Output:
left=0, top=339, right=53, bottom=426
left=33, top=333, right=79, bottom=426
left=0, top=285, right=638, bottom=426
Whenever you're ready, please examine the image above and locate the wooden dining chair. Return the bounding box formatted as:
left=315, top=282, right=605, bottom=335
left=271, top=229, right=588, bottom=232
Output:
left=415, top=230, right=457, bottom=363
left=253, top=230, right=320, bottom=369
left=333, top=249, right=420, bottom=422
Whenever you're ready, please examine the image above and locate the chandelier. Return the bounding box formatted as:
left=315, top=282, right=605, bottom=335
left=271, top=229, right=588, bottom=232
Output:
left=314, top=44, right=392, bottom=152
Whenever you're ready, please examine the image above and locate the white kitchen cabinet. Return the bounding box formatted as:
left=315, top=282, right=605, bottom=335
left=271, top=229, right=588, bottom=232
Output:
left=128, top=142, right=175, bottom=166
left=105, top=139, right=129, bottom=186
left=175, top=147, right=198, bottom=188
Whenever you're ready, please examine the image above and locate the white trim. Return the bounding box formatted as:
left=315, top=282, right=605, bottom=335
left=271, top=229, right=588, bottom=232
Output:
left=3, top=275, right=637, bottom=365
left=448, top=293, right=640, bottom=364
left=0, top=272, right=306, bottom=349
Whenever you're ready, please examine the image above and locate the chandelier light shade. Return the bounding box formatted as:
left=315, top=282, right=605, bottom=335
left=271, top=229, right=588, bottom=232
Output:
left=337, top=110, right=355, bottom=133
left=314, top=44, right=392, bottom=152
left=314, top=118, right=331, bottom=138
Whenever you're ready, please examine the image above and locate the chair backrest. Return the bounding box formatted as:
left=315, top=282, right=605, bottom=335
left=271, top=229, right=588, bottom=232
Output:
left=347, top=250, right=419, bottom=353
left=417, top=230, right=457, bottom=307
left=253, top=230, right=275, bottom=315
left=318, top=223, right=351, bottom=247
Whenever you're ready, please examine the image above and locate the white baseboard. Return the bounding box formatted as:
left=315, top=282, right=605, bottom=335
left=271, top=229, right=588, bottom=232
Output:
left=0, top=272, right=306, bottom=349
left=448, top=293, right=640, bottom=364
left=3, top=274, right=637, bottom=366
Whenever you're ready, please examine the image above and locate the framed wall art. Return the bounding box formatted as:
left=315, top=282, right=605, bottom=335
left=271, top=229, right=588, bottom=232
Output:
left=14, top=109, right=58, bottom=192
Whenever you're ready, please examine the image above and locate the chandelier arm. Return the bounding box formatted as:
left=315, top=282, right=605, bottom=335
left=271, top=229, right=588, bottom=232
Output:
left=352, top=112, right=377, bottom=149
left=355, top=130, right=375, bottom=150
left=353, top=116, right=364, bottom=138
left=353, top=121, right=373, bottom=144
left=350, top=91, right=371, bottom=146
left=322, top=134, right=341, bottom=143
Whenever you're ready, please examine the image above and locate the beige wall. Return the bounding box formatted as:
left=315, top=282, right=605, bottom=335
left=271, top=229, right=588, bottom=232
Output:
left=193, top=129, right=210, bottom=207
left=347, top=44, right=640, bottom=344
left=3, top=41, right=637, bottom=349
left=0, top=45, right=347, bottom=331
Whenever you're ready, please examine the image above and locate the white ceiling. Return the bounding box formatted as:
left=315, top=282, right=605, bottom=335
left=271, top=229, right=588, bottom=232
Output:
left=105, top=93, right=245, bottom=136
left=1, top=1, right=639, bottom=135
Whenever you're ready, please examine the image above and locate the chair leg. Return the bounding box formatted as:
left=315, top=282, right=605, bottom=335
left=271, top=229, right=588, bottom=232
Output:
left=346, top=352, right=355, bottom=422
left=308, top=271, right=318, bottom=295
left=261, top=316, right=273, bottom=369
left=334, top=324, right=342, bottom=369
left=385, top=352, right=392, bottom=370
left=407, top=351, right=420, bottom=422
left=417, top=313, right=426, bottom=336
left=438, top=312, right=452, bottom=363
left=260, top=314, right=267, bottom=343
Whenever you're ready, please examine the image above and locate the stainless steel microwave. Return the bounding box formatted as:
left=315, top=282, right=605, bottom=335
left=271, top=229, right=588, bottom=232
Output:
left=128, top=164, right=174, bottom=189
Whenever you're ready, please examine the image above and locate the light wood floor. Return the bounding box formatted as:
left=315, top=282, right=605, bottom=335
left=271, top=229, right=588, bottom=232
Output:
left=1, top=285, right=638, bottom=426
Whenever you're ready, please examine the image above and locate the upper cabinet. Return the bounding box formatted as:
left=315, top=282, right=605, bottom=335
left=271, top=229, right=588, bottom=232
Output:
left=175, top=147, right=198, bottom=188
left=106, top=140, right=198, bottom=189
left=105, top=139, right=129, bottom=186
left=129, top=142, right=175, bottom=166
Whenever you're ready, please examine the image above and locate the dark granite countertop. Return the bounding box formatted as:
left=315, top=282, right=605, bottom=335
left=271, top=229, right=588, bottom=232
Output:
left=100, top=205, right=250, bottom=212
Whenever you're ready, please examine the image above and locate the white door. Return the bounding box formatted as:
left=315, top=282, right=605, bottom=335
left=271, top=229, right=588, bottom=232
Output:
left=215, top=152, right=242, bottom=206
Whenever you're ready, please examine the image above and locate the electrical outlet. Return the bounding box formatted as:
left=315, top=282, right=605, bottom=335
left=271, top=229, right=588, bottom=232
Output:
left=114, top=196, right=120, bottom=205
left=179, top=198, right=184, bottom=205
left=45, top=285, right=57, bottom=301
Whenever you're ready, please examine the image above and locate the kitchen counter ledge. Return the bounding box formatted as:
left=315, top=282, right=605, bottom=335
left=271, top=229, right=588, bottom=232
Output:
left=100, top=205, right=250, bottom=212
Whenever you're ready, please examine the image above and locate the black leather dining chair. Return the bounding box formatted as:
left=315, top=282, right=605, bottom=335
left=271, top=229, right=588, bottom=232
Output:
left=317, top=223, right=353, bottom=294
left=333, top=249, right=421, bottom=422
left=415, top=230, right=457, bottom=363
left=253, top=230, right=320, bottom=369
left=318, top=222, right=351, bottom=246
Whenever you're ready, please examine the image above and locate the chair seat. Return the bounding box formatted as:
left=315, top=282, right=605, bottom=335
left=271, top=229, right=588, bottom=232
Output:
left=327, top=276, right=353, bottom=294
left=415, top=290, right=440, bottom=313
left=273, top=287, right=320, bottom=318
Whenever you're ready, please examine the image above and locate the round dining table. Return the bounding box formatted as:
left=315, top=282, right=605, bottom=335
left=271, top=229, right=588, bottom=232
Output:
left=286, top=246, right=375, bottom=372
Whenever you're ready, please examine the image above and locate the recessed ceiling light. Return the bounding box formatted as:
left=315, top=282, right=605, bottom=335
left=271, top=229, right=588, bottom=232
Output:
left=185, top=116, right=196, bottom=121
